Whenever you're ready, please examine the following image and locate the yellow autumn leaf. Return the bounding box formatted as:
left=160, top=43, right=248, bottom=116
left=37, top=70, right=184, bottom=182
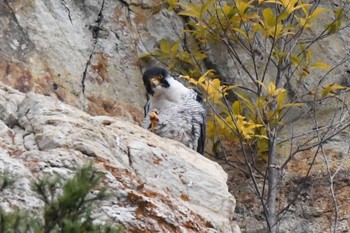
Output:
left=297, top=17, right=311, bottom=28
left=288, top=3, right=311, bottom=13
left=311, top=62, right=331, bottom=71
left=276, top=90, right=287, bottom=107
left=210, top=79, right=221, bottom=89
left=282, top=0, right=310, bottom=14
left=281, top=0, right=296, bottom=8
left=167, top=0, right=177, bottom=6
left=200, top=0, right=214, bottom=16
left=232, top=28, right=249, bottom=40
left=290, top=55, right=300, bottom=66
left=223, top=4, right=231, bottom=16
left=188, top=79, right=198, bottom=85
left=262, top=8, right=276, bottom=27
left=236, top=0, right=254, bottom=14
left=309, top=8, right=326, bottom=21
left=180, top=75, right=198, bottom=85
left=306, top=49, right=312, bottom=62
left=214, top=115, right=226, bottom=129
left=263, top=0, right=283, bottom=5
left=235, top=91, right=256, bottom=115
left=198, top=76, right=206, bottom=84
left=255, top=134, right=269, bottom=140
left=256, top=80, right=266, bottom=90
left=281, top=103, right=303, bottom=109
left=321, top=84, right=346, bottom=97
left=178, top=2, right=201, bottom=18
left=267, top=82, right=276, bottom=96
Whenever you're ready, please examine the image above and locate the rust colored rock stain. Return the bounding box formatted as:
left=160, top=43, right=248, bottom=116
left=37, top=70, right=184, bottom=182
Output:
left=114, top=8, right=123, bottom=18
left=128, top=191, right=179, bottom=232
left=0, top=62, right=56, bottom=95
left=125, top=189, right=213, bottom=232
left=15, top=73, right=33, bottom=93
left=153, top=157, right=162, bottom=165
left=95, top=156, right=142, bottom=189
left=36, top=74, right=54, bottom=95
left=90, top=52, right=110, bottom=85
left=86, top=95, right=143, bottom=123
left=180, top=193, right=189, bottom=202
left=9, top=149, right=24, bottom=158
left=0, top=62, right=34, bottom=93
left=132, top=7, right=150, bottom=25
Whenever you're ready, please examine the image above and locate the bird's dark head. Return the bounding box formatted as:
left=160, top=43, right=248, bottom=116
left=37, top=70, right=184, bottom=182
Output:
left=142, top=66, right=170, bottom=96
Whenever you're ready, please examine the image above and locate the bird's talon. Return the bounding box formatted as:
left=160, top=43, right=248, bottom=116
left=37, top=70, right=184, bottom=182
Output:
left=149, top=109, right=159, bottom=133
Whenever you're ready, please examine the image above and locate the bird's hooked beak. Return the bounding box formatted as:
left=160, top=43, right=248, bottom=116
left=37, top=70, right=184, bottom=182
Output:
left=150, top=75, right=162, bottom=88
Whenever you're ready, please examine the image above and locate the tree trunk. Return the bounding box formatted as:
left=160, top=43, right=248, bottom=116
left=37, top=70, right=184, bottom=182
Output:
left=267, top=130, right=278, bottom=233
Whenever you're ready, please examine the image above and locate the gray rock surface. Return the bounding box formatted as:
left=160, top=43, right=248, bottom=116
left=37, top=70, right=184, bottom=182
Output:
left=0, top=0, right=147, bottom=122
left=0, top=82, right=237, bottom=233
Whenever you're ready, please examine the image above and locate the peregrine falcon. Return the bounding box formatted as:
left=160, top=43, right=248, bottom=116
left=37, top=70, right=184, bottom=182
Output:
left=141, top=66, right=206, bottom=154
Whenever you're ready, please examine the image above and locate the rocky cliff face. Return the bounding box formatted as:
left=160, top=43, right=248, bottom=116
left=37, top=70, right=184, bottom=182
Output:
left=1, top=0, right=350, bottom=232
left=0, top=0, right=155, bottom=122
left=0, top=1, right=242, bottom=232
left=0, top=83, right=239, bottom=232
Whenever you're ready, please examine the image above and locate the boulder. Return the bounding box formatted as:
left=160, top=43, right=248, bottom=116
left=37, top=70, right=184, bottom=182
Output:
left=0, top=82, right=238, bottom=233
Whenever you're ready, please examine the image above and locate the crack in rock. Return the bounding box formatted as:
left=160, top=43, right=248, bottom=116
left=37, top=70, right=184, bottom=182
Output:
left=81, top=52, right=93, bottom=97
left=127, top=146, right=133, bottom=167
left=81, top=0, right=106, bottom=102
left=60, top=0, right=73, bottom=24
left=118, top=0, right=132, bottom=12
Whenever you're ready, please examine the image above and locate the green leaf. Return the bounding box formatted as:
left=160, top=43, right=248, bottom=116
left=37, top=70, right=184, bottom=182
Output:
left=325, top=8, right=344, bottom=34
left=232, top=101, right=241, bottom=115
left=326, top=21, right=342, bottom=35
left=170, top=40, right=180, bottom=55
left=159, top=39, right=170, bottom=54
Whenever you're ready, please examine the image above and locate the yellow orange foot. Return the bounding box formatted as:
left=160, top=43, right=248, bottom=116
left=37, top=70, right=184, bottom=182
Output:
left=149, top=109, right=159, bottom=133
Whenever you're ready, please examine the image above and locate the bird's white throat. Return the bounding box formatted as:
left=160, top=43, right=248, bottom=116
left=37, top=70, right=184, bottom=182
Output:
left=150, top=76, right=190, bottom=110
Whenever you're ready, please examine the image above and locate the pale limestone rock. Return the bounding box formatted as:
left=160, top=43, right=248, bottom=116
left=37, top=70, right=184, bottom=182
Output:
left=0, top=152, right=43, bottom=213
left=0, top=0, right=145, bottom=122
left=0, top=83, right=238, bottom=233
